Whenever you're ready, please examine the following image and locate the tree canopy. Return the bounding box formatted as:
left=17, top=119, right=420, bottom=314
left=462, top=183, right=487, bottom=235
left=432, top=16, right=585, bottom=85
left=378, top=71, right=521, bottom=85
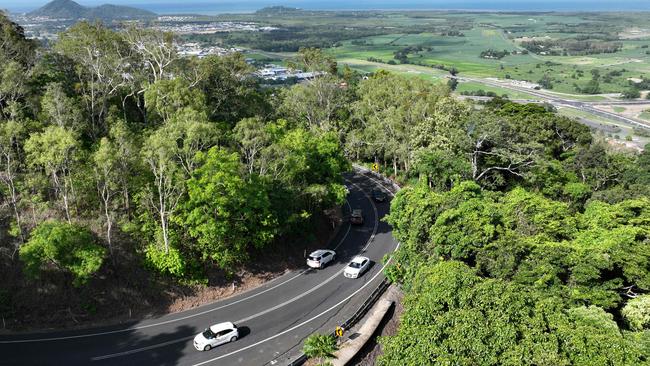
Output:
left=19, top=221, right=105, bottom=286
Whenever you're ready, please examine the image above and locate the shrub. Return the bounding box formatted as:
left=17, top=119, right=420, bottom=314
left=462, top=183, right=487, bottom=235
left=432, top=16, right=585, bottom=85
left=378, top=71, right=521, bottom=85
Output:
left=20, top=221, right=106, bottom=286
left=622, top=295, right=650, bottom=330
left=144, top=244, right=187, bottom=278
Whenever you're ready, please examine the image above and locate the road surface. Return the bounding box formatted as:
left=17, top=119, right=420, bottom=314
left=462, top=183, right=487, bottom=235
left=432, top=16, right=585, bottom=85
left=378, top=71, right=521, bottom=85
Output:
left=459, top=76, right=650, bottom=131
left=0, top=169, right=398, bottom=366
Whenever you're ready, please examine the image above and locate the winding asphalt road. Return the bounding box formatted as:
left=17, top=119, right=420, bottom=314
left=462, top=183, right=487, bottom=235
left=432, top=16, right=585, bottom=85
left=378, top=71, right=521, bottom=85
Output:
left=0, top=169, right=398, bottom=366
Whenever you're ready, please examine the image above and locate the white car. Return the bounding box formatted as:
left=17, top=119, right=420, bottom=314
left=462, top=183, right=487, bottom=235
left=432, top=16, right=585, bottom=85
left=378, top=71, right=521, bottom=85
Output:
left=344, top=256, right=371, bottom=278
left=307, top=249, right=336, bottom=269
left=193, top=322, right=239, bottom=351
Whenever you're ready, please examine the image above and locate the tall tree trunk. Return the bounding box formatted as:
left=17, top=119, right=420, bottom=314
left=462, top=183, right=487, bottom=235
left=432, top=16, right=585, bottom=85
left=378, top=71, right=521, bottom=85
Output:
left=159, top=210, right=169, bottom=254
left=52, top=171, right=71, bottom=224
left=9, top=180, right=23, bottom=243
left=101, top=186, right=113, bottom=255
left=393, top=157, right=398, bottom=177
left=158, top=180, right=169, bottom=254
left=2, top=153, right=24, bottom=245
left=62, top=183, right=71, bottom=224
left=122, top=183, right=131, bottom=220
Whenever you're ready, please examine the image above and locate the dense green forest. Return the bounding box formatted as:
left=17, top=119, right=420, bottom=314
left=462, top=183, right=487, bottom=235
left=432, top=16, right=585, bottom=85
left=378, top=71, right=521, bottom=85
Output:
left=373, top=90, right=650, bottom=362
left=0, top=13, right=351, bottom=328
left=1, top=9, right=650, bottom=363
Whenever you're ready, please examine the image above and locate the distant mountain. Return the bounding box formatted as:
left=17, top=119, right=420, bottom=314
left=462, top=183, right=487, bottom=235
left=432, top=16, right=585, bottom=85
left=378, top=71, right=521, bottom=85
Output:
left=27, top=0, right=156, bottom=20
left=28, top=0, right=85, bottom=18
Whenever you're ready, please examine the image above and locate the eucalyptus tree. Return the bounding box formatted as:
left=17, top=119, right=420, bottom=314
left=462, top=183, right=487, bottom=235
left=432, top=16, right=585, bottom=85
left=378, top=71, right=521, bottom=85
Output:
left=141, top=107, right=217, bottom=254
left=141, top=126, right=183, bottom=254
left=279, top=78, right=349, bottom=132
left=0, top=119, right=25, bottom=246
left=233, top=117, right=272, bottom=177
left=92, top=137, right=120, bottom=253
left=0, top=12, right=36, bottom=119
left=353, top=72, right=445, bottom=176
left=196, top=53, right=266, bottom=123
left=40, top=82, right=84, bottom=131
left=281, top=48, right=348, bottom=132
left=24, top=126, right=79, bottom=223
left=55, top=22, right=132, bottom=137
left=144, top=78, right=206, bottom=124
left=123, top=27, right=176, bottom=84
left=0, top=61, right=30, bottom=119
left=0, top=11, right=37, bottom=68
left=464, top=113, right=543, bottom=185
left=105, top=113, right=139, bottom=216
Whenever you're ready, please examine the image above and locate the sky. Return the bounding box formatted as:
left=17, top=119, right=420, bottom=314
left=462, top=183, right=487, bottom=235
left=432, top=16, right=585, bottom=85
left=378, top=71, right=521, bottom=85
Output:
left=3, top=0, right=650, bottom=14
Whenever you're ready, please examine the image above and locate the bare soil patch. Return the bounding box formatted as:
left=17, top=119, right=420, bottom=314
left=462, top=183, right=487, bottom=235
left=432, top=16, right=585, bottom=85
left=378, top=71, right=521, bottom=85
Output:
left=596, top=103, right=650, bottom=119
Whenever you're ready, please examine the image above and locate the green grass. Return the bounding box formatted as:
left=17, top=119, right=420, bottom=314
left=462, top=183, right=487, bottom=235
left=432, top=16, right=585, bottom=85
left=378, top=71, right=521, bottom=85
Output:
left=640, top=111, right=650, bottom=121
left=558, top=107, right=621, bottom=125
left=557, top=107, right=650, bottom=147
left=613, top=106, right=627, bottom=113
left=338, top=58, right=450, bottom=80
left=455, top=81, right=539, bottom=100
left=218, top=10, right=650, bottom=99
left=323, top=13, right=650, bottom=97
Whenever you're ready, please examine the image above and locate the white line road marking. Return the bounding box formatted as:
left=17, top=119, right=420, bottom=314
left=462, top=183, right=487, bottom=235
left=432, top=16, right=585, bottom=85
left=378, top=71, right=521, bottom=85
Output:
left=0, top=193, right=356, bottom=345
left=90, top=176, right=385, bottom=361
left=190, top=242, right=401, bottom=366
left=93, top=240, right=400, bottom=363
left=346, top=179, right=379, bottom=252
left=92, top=336, right=194, bottom=361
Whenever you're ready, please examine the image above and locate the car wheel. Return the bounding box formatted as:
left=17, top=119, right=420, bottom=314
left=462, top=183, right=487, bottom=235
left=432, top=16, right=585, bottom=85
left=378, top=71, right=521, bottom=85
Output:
left=319, top=262, right=324, bottom=269
left=230, top=336, right=238, bottom=342
left=203, top=345, right=211, bottom=351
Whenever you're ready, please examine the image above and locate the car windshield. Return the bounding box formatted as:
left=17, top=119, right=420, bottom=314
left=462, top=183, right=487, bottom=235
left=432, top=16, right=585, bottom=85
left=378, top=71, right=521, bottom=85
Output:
left=349, top=262, right=362, bottom=268
left=352, top=211, right=362, bottom=217
left=202, top=329, right=215, bottom=339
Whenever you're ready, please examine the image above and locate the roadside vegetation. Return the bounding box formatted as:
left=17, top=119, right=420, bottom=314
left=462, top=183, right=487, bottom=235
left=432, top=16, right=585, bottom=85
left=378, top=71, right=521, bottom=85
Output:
left=2, top=9, right=650, bottom=364
left=0, top=13, right=349, bottom=329
left=370, top=96, right=650, bottom=364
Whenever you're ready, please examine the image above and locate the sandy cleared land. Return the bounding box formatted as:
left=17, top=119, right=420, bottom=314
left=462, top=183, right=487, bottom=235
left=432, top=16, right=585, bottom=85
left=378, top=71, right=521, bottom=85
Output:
left=619, top=28, right=650, bottom=39
left=596, top=103, right=650, bottom=120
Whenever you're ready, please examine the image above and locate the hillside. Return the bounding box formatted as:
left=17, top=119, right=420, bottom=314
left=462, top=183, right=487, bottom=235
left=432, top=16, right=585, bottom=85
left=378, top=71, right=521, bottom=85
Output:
left=27, top=0, right=156, bottom=20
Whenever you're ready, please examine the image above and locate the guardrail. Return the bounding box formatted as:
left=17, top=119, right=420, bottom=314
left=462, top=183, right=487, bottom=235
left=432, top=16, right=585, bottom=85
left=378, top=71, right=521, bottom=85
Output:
left=286, top=278, right=391, bottom=366
left=352, top=164, right=401, bottom=194
left=287, top=166, right=400, bottom=366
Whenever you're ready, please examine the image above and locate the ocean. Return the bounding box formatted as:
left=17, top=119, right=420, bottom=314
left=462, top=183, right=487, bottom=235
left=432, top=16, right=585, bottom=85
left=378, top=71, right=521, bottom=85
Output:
left=5, top=0, right=650, bottom=15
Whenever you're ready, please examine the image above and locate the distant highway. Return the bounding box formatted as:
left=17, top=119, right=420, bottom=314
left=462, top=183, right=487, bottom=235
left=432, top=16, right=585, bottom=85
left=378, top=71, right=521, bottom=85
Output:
left=459, top=76, right=650, bottom=131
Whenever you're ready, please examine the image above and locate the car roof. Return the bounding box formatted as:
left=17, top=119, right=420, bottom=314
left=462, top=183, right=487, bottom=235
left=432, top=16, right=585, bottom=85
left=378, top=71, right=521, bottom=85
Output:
left=310, top=249, right=333, bottom=256
left=209, top=322, right=235, bottom=333
left=350, top=256, right=369, bottom=264
left=352, top=209, right=362, bottom=214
